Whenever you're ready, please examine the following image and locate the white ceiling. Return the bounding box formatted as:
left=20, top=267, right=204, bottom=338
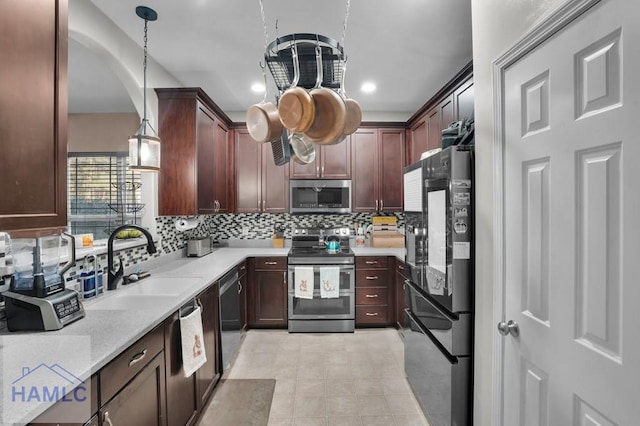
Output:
left=70, top=0, right=473, bottom=121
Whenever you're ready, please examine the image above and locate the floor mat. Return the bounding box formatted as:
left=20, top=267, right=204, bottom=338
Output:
left=198, top=379, right=276, bottom=426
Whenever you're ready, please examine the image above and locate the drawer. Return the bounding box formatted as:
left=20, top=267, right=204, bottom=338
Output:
left=100, top=324, right=164, bottom=404
left=356, top=256, right=388, bottom=269
left=355, top=270, right=387, bottom=287
left=254, top=257, right=287, bottom=270
left=356, top=306, right=389, bottom=324
left=356, top=287, right=389, bottom=305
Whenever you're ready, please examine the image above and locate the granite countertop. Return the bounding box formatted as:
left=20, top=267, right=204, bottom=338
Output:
left=0, top=243, right=405, bottom=424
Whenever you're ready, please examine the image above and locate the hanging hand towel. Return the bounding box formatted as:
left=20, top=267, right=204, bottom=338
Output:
left=294, top=266, right=314, bottom=299
left=320, top=266, right=340, bottom=298
left=180, top=305, right=207, bottom=377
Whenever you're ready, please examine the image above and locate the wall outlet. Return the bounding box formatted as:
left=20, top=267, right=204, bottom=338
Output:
left=241, top=226, right=249, bottom=236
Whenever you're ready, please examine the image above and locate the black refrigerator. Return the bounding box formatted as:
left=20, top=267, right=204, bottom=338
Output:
left=402, top=145, right=474, bottom=426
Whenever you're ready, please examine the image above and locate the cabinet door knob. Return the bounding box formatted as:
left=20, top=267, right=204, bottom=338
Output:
left=238, top=280, right=243, bottom=294
left=321, top=166, right=325, bottom=176
left=375, top=200, right=379, bottom=211
left=380, top=199, right=384, bottom=210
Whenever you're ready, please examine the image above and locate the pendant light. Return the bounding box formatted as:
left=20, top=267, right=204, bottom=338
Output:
left=129, top=6, right=160, bottom=171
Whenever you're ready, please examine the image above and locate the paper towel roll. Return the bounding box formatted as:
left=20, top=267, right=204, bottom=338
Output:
left=175, top=217, right=199, bottom=232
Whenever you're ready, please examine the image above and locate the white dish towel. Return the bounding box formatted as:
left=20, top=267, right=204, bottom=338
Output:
left=320, top=267, right=340, bottom=298
left=180, top=305, right=207, bottom=378
left=294, top=267, right=314, bottom=299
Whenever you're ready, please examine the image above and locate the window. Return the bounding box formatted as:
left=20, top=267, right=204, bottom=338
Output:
left=68, top=153, right=143, bottom=240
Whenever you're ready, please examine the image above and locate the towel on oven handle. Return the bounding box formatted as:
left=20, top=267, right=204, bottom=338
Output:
left=294, top=267, right=314, bottom=299
left=320, top=267, right=340, bottom=298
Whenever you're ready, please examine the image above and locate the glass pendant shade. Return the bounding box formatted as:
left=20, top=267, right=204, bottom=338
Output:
left=129, top=119, right=160, bottom=171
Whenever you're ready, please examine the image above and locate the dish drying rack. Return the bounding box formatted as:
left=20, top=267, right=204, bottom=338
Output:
left=103, top=181, right=145, bottom=236
left=264, top=33, right=345, bottom=92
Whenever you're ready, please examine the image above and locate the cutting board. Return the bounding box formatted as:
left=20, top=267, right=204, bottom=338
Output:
left=371, top=234, right=405, bottom=248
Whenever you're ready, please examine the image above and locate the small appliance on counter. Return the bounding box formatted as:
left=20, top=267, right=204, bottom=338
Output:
left=187, top=236, right=213, bottom=257
left=2, top=232, right=85, bottom=332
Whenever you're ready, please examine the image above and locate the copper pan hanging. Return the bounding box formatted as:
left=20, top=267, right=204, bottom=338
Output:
left=246, top=63, right=284, bottom=143
left=278, top=42, right=315, bottom=133
left=303, top=45, right=346, bottom=145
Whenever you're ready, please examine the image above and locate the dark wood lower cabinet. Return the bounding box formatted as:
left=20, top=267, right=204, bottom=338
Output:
left=164, top=283, right=221, bottom=426
left=249, top=257, right=288, bottom=327
left=99, top=351, right=167, bottom=426
left=238, top=260, right=248, bottom=332
left=395, top=259, right=409, bottom=330
left=355, top=256, right=394, bottom=326
left=196, top=284, right=221, bottom=409
left=164, top=310, right=198, bottom=426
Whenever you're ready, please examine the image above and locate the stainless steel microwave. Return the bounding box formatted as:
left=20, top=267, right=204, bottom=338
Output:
left=289, top=179, right=351, bottom=214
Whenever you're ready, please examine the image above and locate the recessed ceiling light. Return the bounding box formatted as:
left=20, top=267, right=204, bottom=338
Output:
left=251, top=82, right=266, bottom=93
left=361, top=82, right=376, bottom=93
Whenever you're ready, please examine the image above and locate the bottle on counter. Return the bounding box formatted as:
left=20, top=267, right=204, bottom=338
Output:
left=81, top=256, right=96, bottom=299
left=95, top=256, right=104, bottom=295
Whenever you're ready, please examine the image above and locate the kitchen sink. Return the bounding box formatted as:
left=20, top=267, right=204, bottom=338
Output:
left=85, top=294, right=176, bottom=311
left=84, top=276, right=204, bottom=310
left=118, top=276, right=203, bottom=296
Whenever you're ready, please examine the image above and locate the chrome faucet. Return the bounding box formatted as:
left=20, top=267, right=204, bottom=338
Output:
left=107, top=224, right=157, bottom=290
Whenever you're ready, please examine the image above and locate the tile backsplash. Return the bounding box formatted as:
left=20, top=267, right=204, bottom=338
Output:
left=158, top=211, right=404, bottom=244
left=52, top=212, right=404, bottom=296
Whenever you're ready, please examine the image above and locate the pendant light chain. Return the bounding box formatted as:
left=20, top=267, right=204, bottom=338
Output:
left=142, top=18, right=149, bottom=132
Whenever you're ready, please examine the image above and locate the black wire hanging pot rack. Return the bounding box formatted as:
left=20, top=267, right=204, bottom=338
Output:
left=264, top=33, right=345, bottom=92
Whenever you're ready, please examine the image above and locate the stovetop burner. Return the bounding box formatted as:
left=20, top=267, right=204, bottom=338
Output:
left=289, top=226, right=354, bottom=264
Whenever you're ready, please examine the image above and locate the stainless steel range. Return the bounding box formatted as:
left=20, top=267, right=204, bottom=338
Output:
left=287, top=226, right=355, bottom=333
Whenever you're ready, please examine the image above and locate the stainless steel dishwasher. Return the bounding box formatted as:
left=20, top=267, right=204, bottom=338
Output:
left=219, top=268, right=241, bottom=371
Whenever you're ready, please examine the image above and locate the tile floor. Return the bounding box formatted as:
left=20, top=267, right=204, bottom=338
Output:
left=214, top=328, right=429, bottom=426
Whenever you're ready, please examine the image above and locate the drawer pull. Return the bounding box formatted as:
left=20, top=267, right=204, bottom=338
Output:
left=103, top=411, right=114, bottom=426
left=365, top=312, right=379, bottom=316
left=128, top=349, right=147, bottom=367
left=398, top=264, right=404, bottom=270
left=365, top=276, right=378, bottom=280
left=365, top=261, right=378, bottom=265
left=365, top=294, right=379, bottom=298
left=264, top=261, right=278, bottom=265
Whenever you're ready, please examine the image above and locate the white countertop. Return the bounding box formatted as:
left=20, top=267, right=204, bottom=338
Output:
left=0, top=243, right=405, bottom=424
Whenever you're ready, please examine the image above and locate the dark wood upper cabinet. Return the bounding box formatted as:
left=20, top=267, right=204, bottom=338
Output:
left=378, top=129, right=404, bottom=212
left=409, top=119, right=428, bottom=167
left=352, top=128, right=404, bottom=213
left=156, top=88, right=232, bottom=216
left=289, top=137, right=351, bottom=179
left=455, top=78, right=475, bottom=121
left=0, top=0, right=68, bottom=235
left=235, top=129, right=288, bottom=213
left=407, top=64, right=473, bottom=164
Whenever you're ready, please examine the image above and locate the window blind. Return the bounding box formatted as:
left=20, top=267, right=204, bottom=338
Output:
left=68, top=153, right=142, bottom=240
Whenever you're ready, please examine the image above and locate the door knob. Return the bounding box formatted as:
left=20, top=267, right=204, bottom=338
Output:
left=497, top=320, right=520, bottom=337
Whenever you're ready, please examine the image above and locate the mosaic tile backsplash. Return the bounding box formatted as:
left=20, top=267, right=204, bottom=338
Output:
left=58, top=212, right=403, bottom=296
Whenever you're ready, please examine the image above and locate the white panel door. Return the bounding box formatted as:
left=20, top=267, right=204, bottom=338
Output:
left=501, top=0, right=640, bottom=424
